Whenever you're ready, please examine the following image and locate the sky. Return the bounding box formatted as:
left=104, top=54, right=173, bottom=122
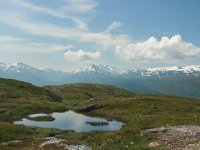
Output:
left=0, top=0, right=200, bottom=70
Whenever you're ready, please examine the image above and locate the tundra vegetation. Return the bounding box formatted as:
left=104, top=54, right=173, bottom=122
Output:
left=1, top=78, right=200, bottom=149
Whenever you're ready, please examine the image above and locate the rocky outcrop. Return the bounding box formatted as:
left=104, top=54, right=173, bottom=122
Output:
left=79, top=104, right=103, bottom=112
left=141, top=125, right=200, bottom=150
left=40, top=137, right=91, bottom=150
left=140, top=127, right=169, bottom=135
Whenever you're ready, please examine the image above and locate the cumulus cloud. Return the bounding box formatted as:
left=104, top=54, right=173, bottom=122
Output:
left=64, top=50, right=101, bottom=61
left=115, top=35, right=200, bottom=61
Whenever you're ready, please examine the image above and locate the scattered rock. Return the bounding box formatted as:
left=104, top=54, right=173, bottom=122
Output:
left=88, top=98, right=98, bottom=102
left=64, top=144, right=91, bottom=150
left=130, top=141, right=134, bottom=145
left=141, top=125, right=200, bottom=149
left=140, top=127, right=169, bottom=136
left=1, top=140, right=22, bottom=146
left=0, top=108, right=7, bottom=113
left=40, top=137, right=65, bottom=147
left=40, top=137, right=91, bottom=150
left=148, top=142, right=160, bottom=148
left=79, top=104, right=103, bottom=112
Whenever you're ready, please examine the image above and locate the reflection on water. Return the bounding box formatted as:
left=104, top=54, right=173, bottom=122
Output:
left=14, top=110, right=124, bottom=132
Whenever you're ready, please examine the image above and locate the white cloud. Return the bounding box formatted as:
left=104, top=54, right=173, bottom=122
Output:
left=0, top=12, right=130, bottom=48
left=0, top=35, right=73, bottom=53
left=64, top=49, right=101, bottom=61
left=105, top=21, right=124, bottom=33
left=0, top=35, right=25, bottom=42
left=60, top=0, right=98, bottom=14
left=115, top=35, right=200, bottom=61
left=1, top=2, right=200, bottom=63
left=10, top=0, right=88, bottom=30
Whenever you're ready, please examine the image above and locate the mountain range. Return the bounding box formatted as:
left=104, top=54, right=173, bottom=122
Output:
left=1, top=62, right=200, bottom=99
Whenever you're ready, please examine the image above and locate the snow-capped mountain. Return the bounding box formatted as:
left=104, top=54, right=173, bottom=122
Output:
left=146, top=65, right=200, bottom=75
left=0, top=62, right=49, bottom=85
left=0, top=62, right=40, bottom=73
left=1, top=62, right=200, bottom=77
left=1, top=62, right=200, bottom=99
left=126, top=65, right=200, bottom=77
left=73, top=64, right=121, bottom=74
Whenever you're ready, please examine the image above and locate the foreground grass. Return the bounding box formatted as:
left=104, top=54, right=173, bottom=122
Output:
left=64, top=95, right=200, bottom=149
left=1, top=79, right=200, bottom=149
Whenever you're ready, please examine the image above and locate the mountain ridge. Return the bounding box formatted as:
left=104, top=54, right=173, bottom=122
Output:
left=1, top=62, right=200, bottom=99
left=1, top=62, right=200, bottom=76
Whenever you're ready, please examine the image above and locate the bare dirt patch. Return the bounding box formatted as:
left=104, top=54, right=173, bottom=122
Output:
left=141, top=125, right=200, bottom=150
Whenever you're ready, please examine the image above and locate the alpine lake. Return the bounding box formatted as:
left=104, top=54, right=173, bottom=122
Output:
left=14, top=110, right=124, bottom=132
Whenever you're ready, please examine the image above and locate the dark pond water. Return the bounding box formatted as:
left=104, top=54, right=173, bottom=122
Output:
left=14, top=110, right=124, bottom=132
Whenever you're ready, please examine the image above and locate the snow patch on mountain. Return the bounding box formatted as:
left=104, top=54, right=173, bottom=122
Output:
left=1, top=62, right=200, bottom=77
left=147, top=66, right=200, bottom=73
left=144, top=65, right=200, bottom=76
left=0, top=62, right=39, bottom=73
left=73, top=64, right=121, bottom=74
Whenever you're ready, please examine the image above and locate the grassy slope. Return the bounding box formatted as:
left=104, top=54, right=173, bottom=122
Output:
left=45, top=83, right=134, bottom=110
left=1, top=78, right=200, bottom=149
left=0, top=78, right=66, bottom=121
left=45, top=83, right=200, bottom=149
left=0, top=78, right=61, bottom=101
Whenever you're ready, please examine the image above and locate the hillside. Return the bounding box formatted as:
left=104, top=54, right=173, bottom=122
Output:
left=109, top=76, right=200, bottom=99
left=45, top=83, right=134, bottom=100
left=0, top=78, right=64, bottom=121
left=1, top=78, right=200, bottom=149
left=0, top=78, right=61, bottom=101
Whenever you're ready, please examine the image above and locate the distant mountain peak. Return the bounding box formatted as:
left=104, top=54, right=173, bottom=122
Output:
left=1, top=62, right=200, bottom=77
left=10, top=62, right=29, bottom=68
left=147, top=65, right=200, bottom=73
left=0, top=62, right=40, bottom=73
left=75, top=64, right=120, bottom=74
left=1, top=61, right=200, bottom=99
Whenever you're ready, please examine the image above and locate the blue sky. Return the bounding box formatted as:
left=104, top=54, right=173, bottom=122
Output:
left=0, top=0, right=200, bottom=70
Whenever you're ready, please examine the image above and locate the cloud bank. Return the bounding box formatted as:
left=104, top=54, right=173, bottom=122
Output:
left=64, top=50, right=101, bottom=61
left=115, top=35, right=200, bottom=61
